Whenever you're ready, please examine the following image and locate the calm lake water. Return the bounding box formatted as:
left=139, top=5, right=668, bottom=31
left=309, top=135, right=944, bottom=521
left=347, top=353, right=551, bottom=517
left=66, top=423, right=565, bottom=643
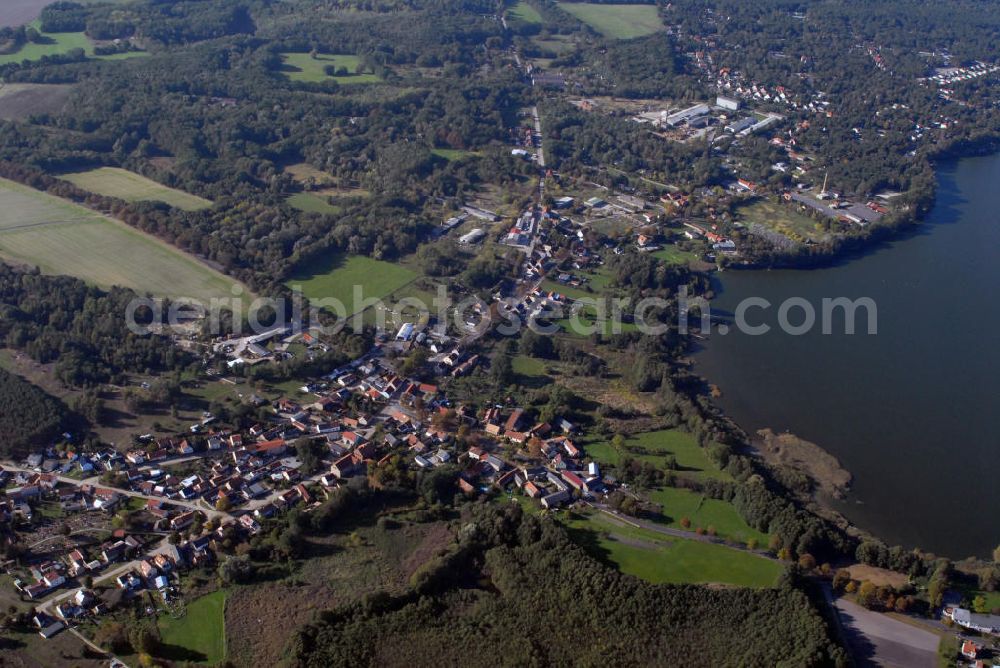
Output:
left=0, top=1, right=50, bottom=28
left=694, top=153, right=1000, bottom=559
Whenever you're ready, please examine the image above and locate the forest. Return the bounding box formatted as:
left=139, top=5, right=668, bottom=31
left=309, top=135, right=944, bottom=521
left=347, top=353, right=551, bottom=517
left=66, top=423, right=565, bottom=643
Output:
left=289, top=503, right=847, bottom=667
left=0, top=367, right=73, bottom=456
left=0, top=264, right=187, bottom=387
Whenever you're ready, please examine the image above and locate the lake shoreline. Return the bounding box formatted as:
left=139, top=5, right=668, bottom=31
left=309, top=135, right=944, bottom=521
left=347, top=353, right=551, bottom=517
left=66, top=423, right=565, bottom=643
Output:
left=691, top=148, right=1000, bottom=559
left=719, top=134, right=1000, bottom=271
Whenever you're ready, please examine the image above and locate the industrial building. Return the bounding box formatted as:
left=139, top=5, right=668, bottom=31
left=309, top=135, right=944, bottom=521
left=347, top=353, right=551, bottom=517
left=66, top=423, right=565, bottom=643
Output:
left=725, top=117, right=756, bottom=133
left=716, top=95, right=740, bottom=111
left=663, top=104, right=710, bottom=127
left=459, top=228, right=486, bottom=244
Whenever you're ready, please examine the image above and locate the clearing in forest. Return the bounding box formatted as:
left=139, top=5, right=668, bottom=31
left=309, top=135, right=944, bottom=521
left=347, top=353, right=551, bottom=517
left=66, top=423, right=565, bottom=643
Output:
left=557, top=3, right=663, bottom=39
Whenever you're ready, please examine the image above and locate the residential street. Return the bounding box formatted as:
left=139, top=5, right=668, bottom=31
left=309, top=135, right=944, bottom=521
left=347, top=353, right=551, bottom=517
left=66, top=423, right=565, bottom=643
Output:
left=0, top=462, right=226, bottom=521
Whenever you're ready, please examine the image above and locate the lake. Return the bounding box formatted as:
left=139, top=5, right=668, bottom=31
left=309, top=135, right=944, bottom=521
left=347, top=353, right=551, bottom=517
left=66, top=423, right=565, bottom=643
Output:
left=694, top=153, right=1000, bottom=559
left=0, top=1, right=50, bottom=28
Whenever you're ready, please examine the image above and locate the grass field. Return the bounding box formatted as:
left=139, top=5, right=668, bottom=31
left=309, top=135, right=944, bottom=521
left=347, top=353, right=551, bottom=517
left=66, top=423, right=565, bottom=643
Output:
left=431, top=148, right=480, bottom=161
left=540, top=267, right=612, bottom=302
left=585, top=428, right=729, bottom=481
left=509, top=1, right=543, bottom=23
left=556, top=304, right=638, bottom=337
left=652, top=244, right=697, bottom=265
left=284, top=162, right=335, bottom=185
left=0, top=177, right=241, bottom=301
left=0, top=22, right=147, bottom=65
left=287, top=253, right=419, bottom=313
left=512, top=354, right=548, bottom=378
left=287, top=192, right=342, bottom=214
left=646, top=486, right=769, bottom=544
left=158, top=590, right=226, bottom=665
left=562, top=511, right=780, bottom=587
left=60, top=167, right=212, bottom=211
left=280, top=53, right=381, bottom=84
left=737, top=199, right=826, bottom=242
left=557, top=3, right=663, bottom=39
left=955, top=583, right=1000, bottom=613
left=532, top=36, right=576, bottom=55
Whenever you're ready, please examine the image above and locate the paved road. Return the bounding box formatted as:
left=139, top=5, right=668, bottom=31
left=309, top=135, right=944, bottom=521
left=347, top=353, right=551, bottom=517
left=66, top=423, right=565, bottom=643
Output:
left=587, top=503, right=779, bottom=561
left=531, top=105, right=545, bottom=169
left=823, top=585, right=939, bottom=668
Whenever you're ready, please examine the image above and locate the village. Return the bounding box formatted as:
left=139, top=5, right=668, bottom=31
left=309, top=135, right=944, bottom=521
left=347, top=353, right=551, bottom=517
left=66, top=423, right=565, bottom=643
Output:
left=0, top=330, right=626, bottom=647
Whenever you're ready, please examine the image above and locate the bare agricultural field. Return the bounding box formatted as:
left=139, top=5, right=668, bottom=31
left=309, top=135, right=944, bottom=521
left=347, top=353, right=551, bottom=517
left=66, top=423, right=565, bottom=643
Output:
left=0, top=627, right=108, bottom=668
left=60, top=167, right=213, bottom=211
left=0, top=177, right=242, bottom=302
left=0, top=83, right=74, bottom=120
left=844, top=563, right=910, bottom=588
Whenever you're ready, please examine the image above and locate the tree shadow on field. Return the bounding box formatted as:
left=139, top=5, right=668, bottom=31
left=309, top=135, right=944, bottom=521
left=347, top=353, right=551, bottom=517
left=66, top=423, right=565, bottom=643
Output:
left=156, top=643, right=208, bottom=663
left=561, top=523, right=614, bottom=568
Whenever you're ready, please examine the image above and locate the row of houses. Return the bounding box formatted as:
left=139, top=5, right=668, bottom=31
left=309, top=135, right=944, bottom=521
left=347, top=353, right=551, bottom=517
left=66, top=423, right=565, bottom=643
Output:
left=14, top=532, right=144, bottom=600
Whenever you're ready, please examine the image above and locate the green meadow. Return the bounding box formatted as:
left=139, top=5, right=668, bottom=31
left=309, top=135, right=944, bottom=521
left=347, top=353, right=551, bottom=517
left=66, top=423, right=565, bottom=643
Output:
left=557, top=3, right=663, bottom=39
left=562, top=511, right=780, bottom=587
left=280, top=53, right=381, bottom=84
left=286, top=192, right=342, bottom=215
left=509, top=1, right=543, bottom=24
left=287, top=253, right=419, bottom=314
left=157, top=590, right=227, bottom=664
left=0, top=22, right=148, bottom=65
left=646, top=486, right=769, bottom=544
left=585, top=428, right=730, bottom=481
left=431, top=148, right=480, bottom=161
left=652, top=244, right=697, bottom=265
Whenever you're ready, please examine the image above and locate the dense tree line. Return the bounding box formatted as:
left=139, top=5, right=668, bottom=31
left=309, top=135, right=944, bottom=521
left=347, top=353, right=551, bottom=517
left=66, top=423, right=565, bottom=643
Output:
left=0, top=368, right=72, bottom=456
left=0, top=264, right=188, bottom=387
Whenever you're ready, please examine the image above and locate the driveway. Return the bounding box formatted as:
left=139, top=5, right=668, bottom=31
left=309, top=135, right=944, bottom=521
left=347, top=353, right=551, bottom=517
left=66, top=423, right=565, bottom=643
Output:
left=830, top=594, right=939, bottom=667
